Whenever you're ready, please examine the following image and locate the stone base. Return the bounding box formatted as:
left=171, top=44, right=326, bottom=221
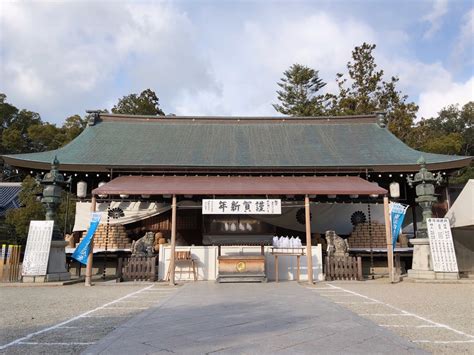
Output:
left=22, top=275, right=44, bottom=283
left=23, top=272, right=71, bottom=283
left=46, top=240, right=70, bottom=281
left=22, top=240, right=70, bottom=283
left=407, top=269, right=436, bottom=279
left=46, top=272, right=71, bottom=282
left=410, top=238, right=432, bottom=271
left=407, top=270, right=459, bottom=280
left=408, top=238, right=435, bottom=280
left=434, top=272, right=459, bottom=280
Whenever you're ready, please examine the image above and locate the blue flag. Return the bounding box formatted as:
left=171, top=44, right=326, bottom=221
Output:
left=390, top=202, right=408, bottom=249
left=72, top=212, right=101, bottom=265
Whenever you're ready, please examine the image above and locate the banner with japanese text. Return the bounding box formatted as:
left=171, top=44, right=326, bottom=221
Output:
left=389, top=202, right=409, bottom=249
left=72, top=212, right=101, bottom=265
left=202, top=199, right=281, bottom=215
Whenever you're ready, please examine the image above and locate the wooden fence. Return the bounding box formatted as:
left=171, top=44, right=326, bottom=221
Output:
left=117, top=256, right=158, bottom=282
left=0, top=244, right=22, bottom=283
left=325, top=256, right=363, bottom=281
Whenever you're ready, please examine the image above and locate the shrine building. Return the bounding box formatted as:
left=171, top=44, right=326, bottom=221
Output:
left=2, top=112, right=471, bottom=282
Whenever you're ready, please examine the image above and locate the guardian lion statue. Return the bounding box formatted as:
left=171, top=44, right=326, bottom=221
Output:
left=131, top=231, right=155, bottom=256
left=326, top=230, right=349, bottom=257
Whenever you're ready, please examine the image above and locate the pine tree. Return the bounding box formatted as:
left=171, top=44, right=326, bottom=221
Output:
left=273, top=64, right=327, bottom=116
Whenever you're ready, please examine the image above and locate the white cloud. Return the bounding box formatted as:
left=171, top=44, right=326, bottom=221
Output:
left=418, top=77, right=474, bottom=119
left=422, top=0, right=449, bottom=39
left=451, top=8, right=474, bottom=71
left=0, top=1, right=472, bottom=125
left=0, top=1, right=217, bottom=122
left=173, top=12, right=376, bottom=116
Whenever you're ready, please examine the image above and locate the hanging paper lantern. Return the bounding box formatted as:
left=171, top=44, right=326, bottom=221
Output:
left=98, top=181, right=108, bottom=198
left=77, top=181, right=87, bottom=198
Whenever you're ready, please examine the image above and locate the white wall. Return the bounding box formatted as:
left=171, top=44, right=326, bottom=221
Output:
left=159, top=245, right=323, bottom=282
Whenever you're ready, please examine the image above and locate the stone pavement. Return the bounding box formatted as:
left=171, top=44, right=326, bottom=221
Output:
left=84, top=282, right=425, bottom=354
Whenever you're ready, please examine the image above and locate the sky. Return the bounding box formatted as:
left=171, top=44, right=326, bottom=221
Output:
left=0, top=0, right=473, bottom=125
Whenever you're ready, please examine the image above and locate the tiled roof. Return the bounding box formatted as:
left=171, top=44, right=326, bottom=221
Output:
left=2, top=114, right=471, bottom=173
left=0, top=183, right=21, bottom=217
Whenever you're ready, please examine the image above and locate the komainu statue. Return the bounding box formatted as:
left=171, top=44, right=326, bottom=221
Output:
left=131, top=231, right=155, bottom=256
left=326, top=230, right=349, bottom=257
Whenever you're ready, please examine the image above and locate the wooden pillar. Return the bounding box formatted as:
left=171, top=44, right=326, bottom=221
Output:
left=305, top=195, right=313, bottom=284
left=85, top=195, right=96, bottom=287
left=169, top=194, right=177, bottom=285
left=383, top=196, right=395, bottom=283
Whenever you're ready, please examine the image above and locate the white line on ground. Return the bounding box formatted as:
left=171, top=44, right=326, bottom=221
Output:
left=319, top=294, right=360, bottom=297
left=380, top=325, right=441, bottom=328
left=327, top=284, right=474, bottom=340
left=334, top=302, right=379, bottom=304
left=18, top=342, right=96, bottom=346
left=104, top=307, right=149, bottom=310
left=413, top=340, right=474, bottom=344
left=0, top=284, right=155, bottom=350
left=80, top=315, right=131, bottom=318
left=57, top=326, right=106, bottom=329
left=359, top=313, right=413, bottom=317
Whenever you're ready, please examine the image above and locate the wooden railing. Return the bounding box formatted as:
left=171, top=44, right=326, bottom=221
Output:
left=0, top=244, right=22, bottom=283
left=117, top=256, right=158, bottom=282
left=325, top=256, right=362, bottom=281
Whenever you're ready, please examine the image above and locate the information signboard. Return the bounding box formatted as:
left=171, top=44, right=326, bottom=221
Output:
left=202, top=199, right=281, bottom=215
left=22, top=221, right=54, bottom=276
left=427, top=218, right=458, bottom=273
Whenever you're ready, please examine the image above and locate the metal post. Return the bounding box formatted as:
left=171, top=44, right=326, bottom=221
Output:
left=85, top=195, right=96, bottom=286
left=383, top=196, right=395, bottom=283
left=305, top=195, right=313, bottom=284
left=169, top=194, right=177, bottom=285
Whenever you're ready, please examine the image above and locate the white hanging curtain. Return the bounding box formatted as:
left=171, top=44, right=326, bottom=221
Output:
left=254, top=203, right=386, bottom=235
left=73, top=201, right=171, bottom=232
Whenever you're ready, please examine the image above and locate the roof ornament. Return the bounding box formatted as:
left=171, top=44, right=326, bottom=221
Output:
left=375, top=112, right=387, bottom=128
left=85, top=110, right=101, bottom=126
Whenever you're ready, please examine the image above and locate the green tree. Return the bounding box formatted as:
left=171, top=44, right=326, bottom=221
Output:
left=327, top=43, right=418, bottom=142
left=112, top=88, right=165, bottom=116
left=5, top=176, right=45, bottom=244
left=273, top=64, right=327, bottom=116
left=60, top=114, right=87, bottom=144
left=27, top=123, right=63, bottom=152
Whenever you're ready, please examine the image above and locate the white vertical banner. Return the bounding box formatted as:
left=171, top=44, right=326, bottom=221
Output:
left=427, top=218, right=458, bottom=273
left=202, top=199, right=281, bottom=215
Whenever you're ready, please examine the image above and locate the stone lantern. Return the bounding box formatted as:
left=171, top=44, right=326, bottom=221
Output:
left=406, top=156, right=443, bottom=279
left=406, top=156, right=443, bottom=237
left=33, top=156, right=71, bottom=281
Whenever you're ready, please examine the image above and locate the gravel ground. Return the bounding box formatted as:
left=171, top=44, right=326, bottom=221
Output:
left=311, top=279, right=474, bottom=354
left=0, top=280, right=178, bottom=354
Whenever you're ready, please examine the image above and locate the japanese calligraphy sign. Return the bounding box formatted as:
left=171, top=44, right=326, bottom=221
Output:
left=427, top=218, right=458, bottom=273
left=202, top=199, right=281, bottom=215
left=22, top=221, right=54, bottom=276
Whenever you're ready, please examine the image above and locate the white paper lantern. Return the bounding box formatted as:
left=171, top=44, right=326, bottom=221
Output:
left=98, top=181, right=108, bottom=198
left=120, top=194, right=129, bottom=199
left=389, top=182, right=400, bottom=198
left=77, top=181, right=87, bottom=198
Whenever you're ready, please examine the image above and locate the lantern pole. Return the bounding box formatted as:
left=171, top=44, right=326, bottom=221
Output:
left=305, top=195, right=313, bottom=284
left=85, top=195, right=96, bottom=286
left=169, top=194, right=177, bottom=285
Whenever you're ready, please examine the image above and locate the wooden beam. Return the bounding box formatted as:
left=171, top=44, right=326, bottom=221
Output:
left=305, top=195, right=313, bottom=284
left=85, top=195, right=96, bottom=287
left=169, top=194, right=177, bottom=285
left=383, top=196, right=395, bottom=283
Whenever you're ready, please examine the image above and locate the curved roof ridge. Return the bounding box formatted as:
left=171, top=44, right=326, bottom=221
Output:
left=99, top=113, right=378, bottom=123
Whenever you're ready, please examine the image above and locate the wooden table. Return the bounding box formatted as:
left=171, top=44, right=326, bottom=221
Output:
left=270, top=247, right=305, bottom=282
